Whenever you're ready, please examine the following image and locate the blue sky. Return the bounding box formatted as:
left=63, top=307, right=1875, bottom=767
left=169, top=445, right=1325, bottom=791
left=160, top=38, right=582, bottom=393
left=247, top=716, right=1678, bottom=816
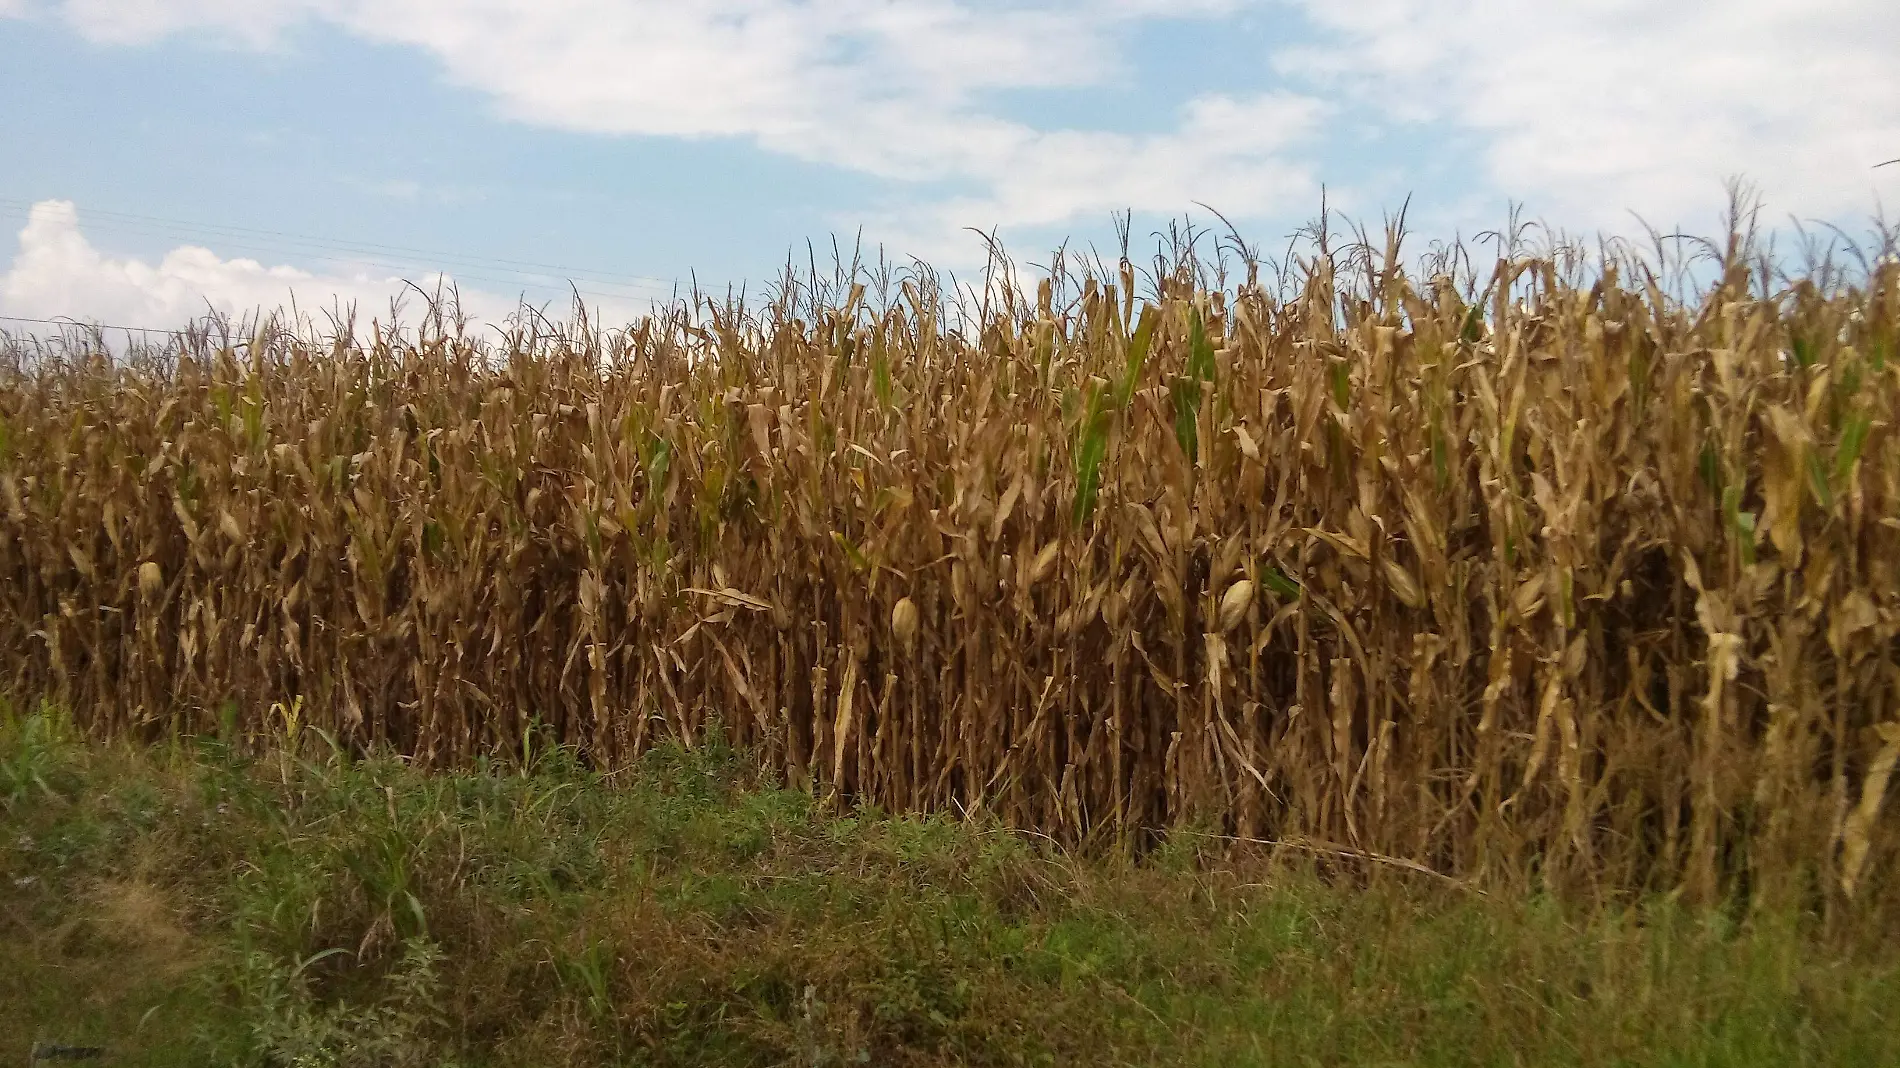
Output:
left=2, top=0, right=1895, bottom=335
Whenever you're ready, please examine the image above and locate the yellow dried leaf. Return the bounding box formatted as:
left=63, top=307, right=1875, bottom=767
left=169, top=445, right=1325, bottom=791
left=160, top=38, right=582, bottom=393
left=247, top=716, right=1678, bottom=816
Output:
left=684, top=587, right=772, bottom=612
left=1841, top=722, right=1900, bottom=898
left=1231, top=424, right=1260, bottom=461
left=1304, top=527, right=1370, bottom=561
left=746, top=403, right=774, bottom=461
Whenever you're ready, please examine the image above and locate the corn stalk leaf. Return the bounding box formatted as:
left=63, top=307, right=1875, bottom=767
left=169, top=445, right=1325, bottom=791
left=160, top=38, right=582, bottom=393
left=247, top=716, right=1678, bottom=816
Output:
left=1072, top=388, right=1111, bottom=525
left=1115, top=305, right=1159, bottom=409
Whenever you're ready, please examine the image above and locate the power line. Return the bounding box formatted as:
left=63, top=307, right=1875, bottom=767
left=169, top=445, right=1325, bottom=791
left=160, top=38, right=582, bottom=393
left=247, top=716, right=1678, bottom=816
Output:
left=0, top=313, right=184, bottom=336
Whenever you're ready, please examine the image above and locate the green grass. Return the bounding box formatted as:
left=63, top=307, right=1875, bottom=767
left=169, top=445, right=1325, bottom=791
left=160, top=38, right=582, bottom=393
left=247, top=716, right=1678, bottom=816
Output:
left=3, top=704, right=1896, bottom=1068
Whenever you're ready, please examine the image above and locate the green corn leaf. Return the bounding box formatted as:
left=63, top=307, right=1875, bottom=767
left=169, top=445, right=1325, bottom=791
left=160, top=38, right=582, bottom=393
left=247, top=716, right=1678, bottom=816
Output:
left=1261, top=566, right=1302, bottom=600
left=1839, top=361, right=1864, bottom=399
left=1071, top=427, right=1108, bottom=525
left=1165, top=306, right=1220, bottom=462
left=1188, top=306, right=1217, bottom=384
left=1171, top=376, right=1201, bottom=460
left=1460, top=305, right=1484, bottom=343
left=1115, top=305, right=1159, bottom=409
left=1072, top=389, right=1111, bottom=526
left=1834, top=411, right=1871, bottom=487
left=646, top=436, right=673, bottom=498
left=872, top=348, right=893, bottom=409
left=1807, top=451, right=1833, bottom=510
left=1698, top=443, right=1722, bottom=493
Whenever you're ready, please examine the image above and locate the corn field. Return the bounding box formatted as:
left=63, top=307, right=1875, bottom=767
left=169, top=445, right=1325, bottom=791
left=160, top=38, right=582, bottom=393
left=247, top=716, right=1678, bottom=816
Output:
left=2, top=221, right=1897, bottom=913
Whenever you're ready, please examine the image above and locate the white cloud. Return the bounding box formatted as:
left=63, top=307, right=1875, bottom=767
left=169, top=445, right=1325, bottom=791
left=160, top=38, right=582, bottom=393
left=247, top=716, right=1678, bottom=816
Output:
left=0, top=200, right=643, bottom=334
left=36, top=2, right=1164, bottom=165
left=1277, top=0, right=1900, bottom=230
left=871, top=91, right=1326, bottom=261
left=14, top=0, right=1885, bottom=258
left=18, top=0, right=1322, bottom=256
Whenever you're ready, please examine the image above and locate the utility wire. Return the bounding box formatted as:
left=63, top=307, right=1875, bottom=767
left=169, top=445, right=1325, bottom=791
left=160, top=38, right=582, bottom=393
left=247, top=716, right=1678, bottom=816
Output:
left=0, top=313, right=185, bottom=336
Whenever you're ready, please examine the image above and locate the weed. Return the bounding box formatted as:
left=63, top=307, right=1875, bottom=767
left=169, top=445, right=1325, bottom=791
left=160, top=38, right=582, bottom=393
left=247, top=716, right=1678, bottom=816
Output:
left=0, top=723, right=1896, bottom=1066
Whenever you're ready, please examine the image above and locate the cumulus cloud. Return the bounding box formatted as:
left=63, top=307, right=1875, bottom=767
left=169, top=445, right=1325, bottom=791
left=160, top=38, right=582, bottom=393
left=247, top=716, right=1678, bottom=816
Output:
left=10, top=0, right=1893, bottom=259
left=15, top=0, right=1323, bottom=253
left=36, top=2, right=1188, bottom=164
left=871, top=91, right=1327, bottom=260
left=1277, top=0, right=1900, bottom=229
left=0, top=200, right=642, bottom=335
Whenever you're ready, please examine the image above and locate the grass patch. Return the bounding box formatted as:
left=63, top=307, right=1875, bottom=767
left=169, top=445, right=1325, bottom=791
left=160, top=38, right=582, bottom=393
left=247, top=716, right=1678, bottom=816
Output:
left=3, top=707, right=1896, bottom=1067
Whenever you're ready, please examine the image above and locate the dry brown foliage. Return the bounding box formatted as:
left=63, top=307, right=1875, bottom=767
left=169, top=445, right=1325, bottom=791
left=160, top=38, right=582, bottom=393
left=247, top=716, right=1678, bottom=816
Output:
left=3, top=220, right=1896, bottom=912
